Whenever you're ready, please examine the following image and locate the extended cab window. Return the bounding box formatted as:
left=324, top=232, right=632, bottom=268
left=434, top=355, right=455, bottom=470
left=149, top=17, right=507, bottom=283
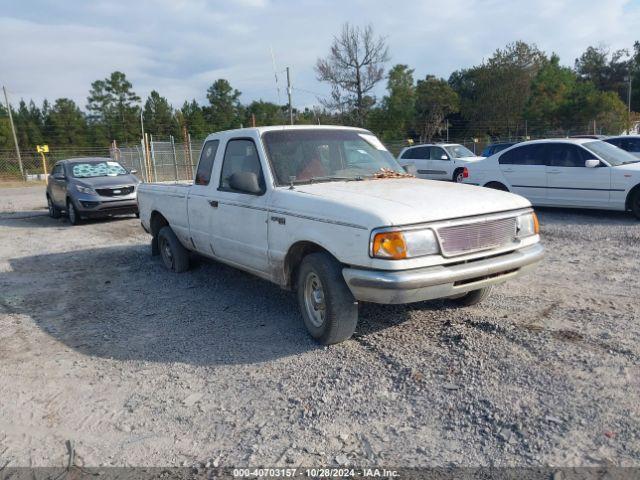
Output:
left=219, top=139, right=265, bottom=193
left=430, top=147, right=448, bottom=160
left=194, top=140, right=220, bottom=185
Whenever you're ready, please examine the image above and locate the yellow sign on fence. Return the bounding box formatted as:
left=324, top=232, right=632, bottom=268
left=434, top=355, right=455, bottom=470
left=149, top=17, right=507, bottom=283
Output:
left=36, top=145, right=49, bottom=177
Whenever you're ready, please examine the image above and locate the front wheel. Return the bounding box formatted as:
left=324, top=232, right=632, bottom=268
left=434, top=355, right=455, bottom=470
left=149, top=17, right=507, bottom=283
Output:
left=296, top=252, right=358, bottom=345
left=631, top=190, right=640, bottom=220
left=67, top=200, right=81, bottom=225
left=450, top=287, right=493, bottom=307
left=47, top=196, right=61, bottom=218
left=453, top=168, right=465, bottom=183
left=158, top=226, right=190, bottom=273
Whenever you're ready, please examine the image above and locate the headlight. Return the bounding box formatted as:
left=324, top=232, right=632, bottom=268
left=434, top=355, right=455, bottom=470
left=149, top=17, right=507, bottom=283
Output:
left=516, top=212, right=539, bottom=238
left=371, top=228, right=439, bottom=259
left=75, top=184, right=96, bottom=195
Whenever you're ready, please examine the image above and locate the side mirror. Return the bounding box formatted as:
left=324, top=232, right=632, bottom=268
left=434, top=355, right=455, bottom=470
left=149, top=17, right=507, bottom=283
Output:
left=53, top=173, right=66, bottom=180
left=585, top=159, right=600, bottom=168
left=229, top=171, right=263, bottom=194
left=440, top=155, right=449, bottom=160
left=130, top=169, right=138, bottom=175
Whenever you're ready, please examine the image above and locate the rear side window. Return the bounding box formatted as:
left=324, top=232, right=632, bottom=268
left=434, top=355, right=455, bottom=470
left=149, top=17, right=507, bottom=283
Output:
left=219, top=139, right=265, bottom=193
left=401, top=146, right=430, bottom=159
left=194, top=140, right=220, bottom=185
left=499, top=144, right=545, bottom=166
left=544, top=144, right=588, bottom=168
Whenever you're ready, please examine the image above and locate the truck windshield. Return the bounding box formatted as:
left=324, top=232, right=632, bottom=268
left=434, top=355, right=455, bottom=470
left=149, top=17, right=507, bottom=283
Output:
left=70, top=161, right=128, bottom=178
left=262, top=129, right=406, bottom=185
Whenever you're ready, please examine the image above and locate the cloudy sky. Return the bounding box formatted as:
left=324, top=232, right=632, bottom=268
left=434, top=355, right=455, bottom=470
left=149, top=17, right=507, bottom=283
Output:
left=1, top=0, right=639, bottom=110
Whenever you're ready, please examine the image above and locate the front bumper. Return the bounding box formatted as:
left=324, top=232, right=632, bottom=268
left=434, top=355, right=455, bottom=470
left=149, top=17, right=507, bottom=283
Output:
left=74, top=196, right=138, bottom=217
left=342, top=243, right=544, bottom=304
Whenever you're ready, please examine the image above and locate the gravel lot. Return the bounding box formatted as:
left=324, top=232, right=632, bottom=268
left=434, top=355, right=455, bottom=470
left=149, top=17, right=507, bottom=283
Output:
left=1, top=185, right=639, bottom=468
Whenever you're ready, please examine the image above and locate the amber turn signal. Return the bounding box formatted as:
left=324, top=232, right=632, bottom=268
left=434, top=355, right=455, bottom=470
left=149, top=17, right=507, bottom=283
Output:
left=372, top=231, right=407, bottom=259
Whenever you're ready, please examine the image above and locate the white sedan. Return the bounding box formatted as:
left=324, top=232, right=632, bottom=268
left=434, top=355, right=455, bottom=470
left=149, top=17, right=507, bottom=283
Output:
left=462, top=138, right=640, bottom=219
left=398, top=143, right=485, bottom=182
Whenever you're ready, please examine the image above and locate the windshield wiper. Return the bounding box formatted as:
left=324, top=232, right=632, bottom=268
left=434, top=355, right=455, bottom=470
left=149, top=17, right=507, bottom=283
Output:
left=309, top=176, right=364, bottom=183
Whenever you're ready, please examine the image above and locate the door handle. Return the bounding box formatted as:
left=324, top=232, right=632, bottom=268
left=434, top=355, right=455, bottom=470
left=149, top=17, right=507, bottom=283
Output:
left=547, top=170, right=561, bottom=174
left=208, top=200, right=218, bottom=208
left=502, top=169, right=514, bottom=173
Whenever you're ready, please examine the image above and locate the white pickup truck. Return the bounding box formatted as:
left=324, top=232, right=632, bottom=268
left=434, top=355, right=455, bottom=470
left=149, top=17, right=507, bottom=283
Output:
left=138, top=126, right=544, bottom=344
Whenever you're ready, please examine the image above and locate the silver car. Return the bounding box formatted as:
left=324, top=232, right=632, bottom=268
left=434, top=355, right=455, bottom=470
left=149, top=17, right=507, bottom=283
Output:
left=46, top=157, right=140, bottom=225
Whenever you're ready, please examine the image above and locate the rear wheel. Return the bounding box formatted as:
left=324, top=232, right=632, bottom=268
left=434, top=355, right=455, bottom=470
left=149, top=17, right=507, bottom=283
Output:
left=47, top=196, right=61, bottom=218
left=67, top=199, right=81, bottom=225
left=158, top=226, right=190, bottom=273
left=631, top=189, right=640, bottom=220
left=450, top=287, right=493, bottom=307
left=296, top=252, right=358, bottom=345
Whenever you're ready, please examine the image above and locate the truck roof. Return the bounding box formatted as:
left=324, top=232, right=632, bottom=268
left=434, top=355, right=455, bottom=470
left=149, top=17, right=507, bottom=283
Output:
left=204, top=124, right=369, bottom=141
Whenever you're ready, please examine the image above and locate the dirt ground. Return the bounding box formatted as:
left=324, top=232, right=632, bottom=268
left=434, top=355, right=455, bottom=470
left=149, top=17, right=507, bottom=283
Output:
left=0, top=185, right=639, bottom=468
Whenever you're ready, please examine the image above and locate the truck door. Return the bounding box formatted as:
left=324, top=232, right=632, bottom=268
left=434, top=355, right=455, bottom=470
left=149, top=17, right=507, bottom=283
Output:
left=186, top=139, right=220, bottom=256
left=207, top=137, right=270, bottom=274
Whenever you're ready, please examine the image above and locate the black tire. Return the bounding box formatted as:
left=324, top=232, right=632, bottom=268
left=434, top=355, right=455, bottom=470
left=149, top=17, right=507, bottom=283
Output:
left=66, top=199, right=81, bottom=225
left=135, top=211, right=140, bottom=219
left=631, top=189, right=640, bottom=220
left=296, top=252, right=358, bottom=345
left=158, top=226, right=190, bottom=273
left=47, top=195, right=61, bottom=219
left=450, top=287, right=493, bottom=307
left=453, top=168, right=465, bottom=183
left=484, top=182, right=509, bottom=192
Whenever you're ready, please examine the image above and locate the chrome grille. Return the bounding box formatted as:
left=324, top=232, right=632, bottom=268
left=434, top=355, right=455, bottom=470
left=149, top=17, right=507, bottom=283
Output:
left=436, top=217, right=517, bottom=257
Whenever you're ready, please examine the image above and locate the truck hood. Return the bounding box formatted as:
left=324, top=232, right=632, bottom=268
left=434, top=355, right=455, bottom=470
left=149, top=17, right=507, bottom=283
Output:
left=292, top=178, right=531, bottom=226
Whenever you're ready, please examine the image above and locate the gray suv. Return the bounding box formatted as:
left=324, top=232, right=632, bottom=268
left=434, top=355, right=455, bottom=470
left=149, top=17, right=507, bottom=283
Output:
left=46, top=157, right=140, bottom=225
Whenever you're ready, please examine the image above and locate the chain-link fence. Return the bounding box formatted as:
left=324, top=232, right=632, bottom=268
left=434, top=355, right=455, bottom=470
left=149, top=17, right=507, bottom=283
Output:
left=113, top=137, right=204, bottom=183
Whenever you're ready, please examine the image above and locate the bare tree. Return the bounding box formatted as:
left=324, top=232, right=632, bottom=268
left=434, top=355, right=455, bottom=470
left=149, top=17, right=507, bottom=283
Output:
left=315, top=23, right=389, bottom=126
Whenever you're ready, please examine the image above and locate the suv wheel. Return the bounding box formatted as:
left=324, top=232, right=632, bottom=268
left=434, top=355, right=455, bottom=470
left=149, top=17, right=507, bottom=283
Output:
left=47, top=196, right=61, bottom=219
left=296, top=252, right=358, bottom=344
left=67, top=199, right=81, bottom=225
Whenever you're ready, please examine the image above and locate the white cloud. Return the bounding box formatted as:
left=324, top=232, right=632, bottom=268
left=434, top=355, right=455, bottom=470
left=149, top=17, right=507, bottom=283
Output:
left=1, top=0, right=639, bottom=111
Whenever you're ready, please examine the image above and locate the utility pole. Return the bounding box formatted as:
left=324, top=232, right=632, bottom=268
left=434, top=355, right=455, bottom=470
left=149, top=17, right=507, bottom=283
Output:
left=446, top=119, right=449, bottom=142
left=628, top=73, right=633, bottom=133
left=3, top=86, right=24, bottom=179
left=286, top=67, right=293, bottom=125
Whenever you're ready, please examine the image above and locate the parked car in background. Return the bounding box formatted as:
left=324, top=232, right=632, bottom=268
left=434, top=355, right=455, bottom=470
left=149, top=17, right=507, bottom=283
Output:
left=481, top=142, right=517, bottom=157
left=138, top=126, right=543, bottom=344
left=604, top=135, right=640, bottom=158
left=46, top=157, right=140, bottom=225
left=462, top=139, right=640, bottom=218
left=569, top=134, right=608, bottom=139
left=398, top=143, right=484, bottom=182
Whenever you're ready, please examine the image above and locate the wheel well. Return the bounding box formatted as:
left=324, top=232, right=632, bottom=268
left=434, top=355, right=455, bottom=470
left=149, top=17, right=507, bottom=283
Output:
left=284, top=241, right=331, bottom=290
left=625, top=184, right=640, bottom=210
left=483, top=181, right=509, bottom=192
left=452, top=167, right=464, bottom=179
left=150, top=211, right=169, bottom=237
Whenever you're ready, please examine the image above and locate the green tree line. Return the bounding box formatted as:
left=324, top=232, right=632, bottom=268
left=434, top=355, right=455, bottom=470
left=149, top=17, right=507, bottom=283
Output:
left=1, top=36, right=639, bottom=154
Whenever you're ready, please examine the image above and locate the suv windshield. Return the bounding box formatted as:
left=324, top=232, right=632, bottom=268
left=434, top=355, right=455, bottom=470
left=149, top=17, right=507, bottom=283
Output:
left=70, top=161, right=128, bottom=178
left=262, top=129, right=405, bottom=185
left=582, top=141, right=639, bottom=166
left=444, top=144, right=476, bottom=158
